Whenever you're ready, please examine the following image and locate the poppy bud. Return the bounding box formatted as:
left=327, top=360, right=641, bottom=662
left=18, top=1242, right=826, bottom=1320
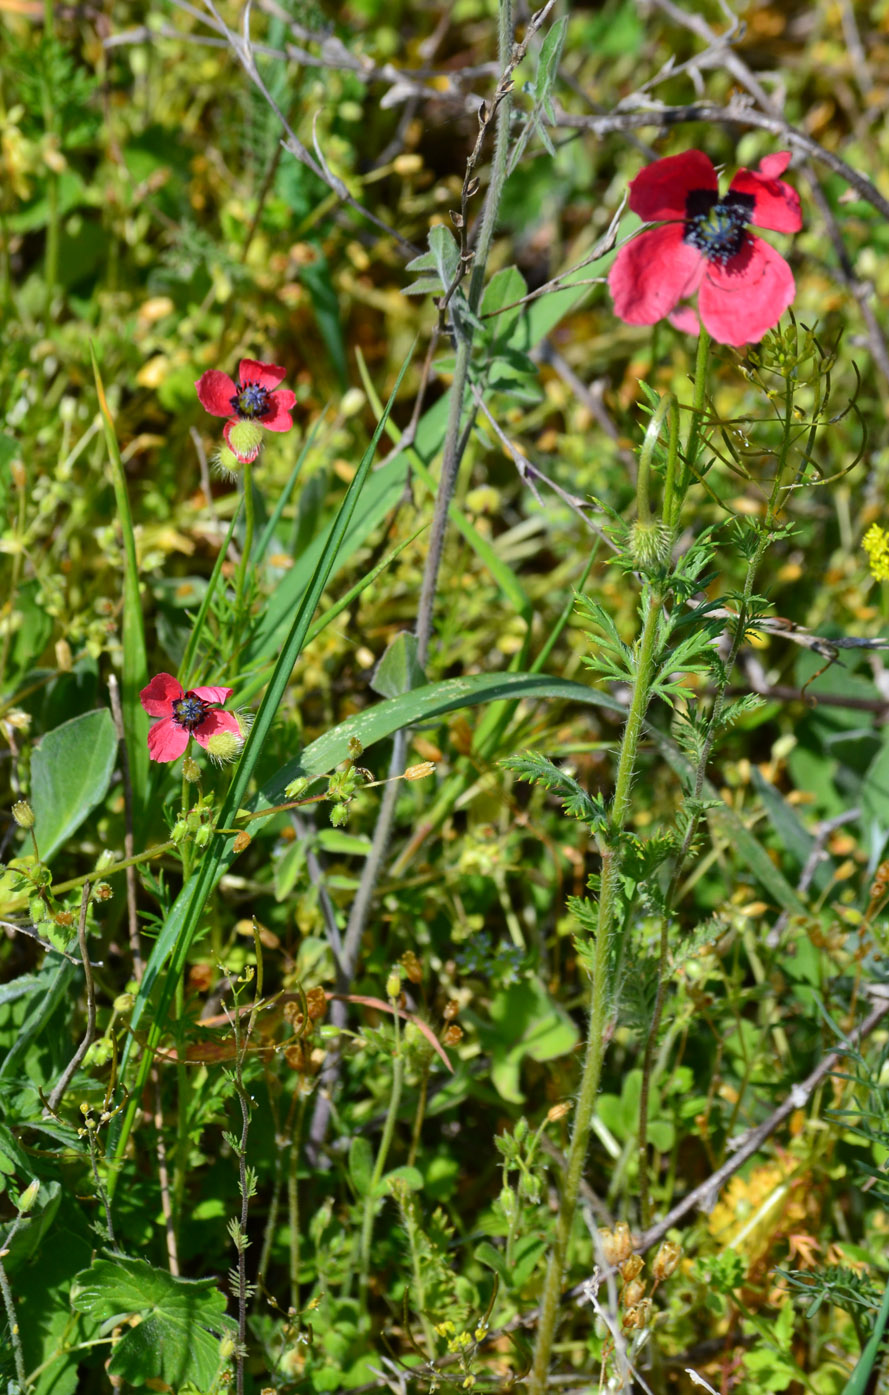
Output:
left=225, top=420, right=264, bottom=464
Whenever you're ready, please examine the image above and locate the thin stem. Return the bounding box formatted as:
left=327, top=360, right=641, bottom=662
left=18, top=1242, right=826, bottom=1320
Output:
left=287, top=1094, right=307, bottom=1311
left=416, top=0, right=514, bottom=663
left=46, top=885, right=95, bottom=1115
left=234, top=456, right=256, bottom=630
left=0, top=1254, right=25, bottom=1386
left=529, top=590, right=665, bottom=1394
left=671, top=327, right=711, bottom=525
left=358, top=1009, right=404, bottom=1323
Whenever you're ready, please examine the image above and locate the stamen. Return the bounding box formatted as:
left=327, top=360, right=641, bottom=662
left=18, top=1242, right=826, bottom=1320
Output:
left=684, top=189, right=755, bottom=265
left=229, top=380, right=272, bottom=420
left=171, top=693, right=212, bottom=731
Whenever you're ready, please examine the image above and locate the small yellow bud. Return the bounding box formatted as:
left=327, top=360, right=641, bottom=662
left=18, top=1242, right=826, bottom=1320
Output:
left=12, top=801, right=35, bottom=829
left=17, top=1180, right=39, bottom=1214
left=404, top=761, right=436, bottom=781
left=113, top=993, right=135, bottom=1014
left=385, top=972, right=401, bottom=1002
left=599, top=1221, right=633, bottom=1266
left=652, top=1239, right=682, bottom=1281
left=546, top=1101, right=572, bottom=1123
left=621, top=1254, right=644, bottom=1282
left=182, top=755, right=202, bottom=783
left=622, top=1278, right=646, bottom=1308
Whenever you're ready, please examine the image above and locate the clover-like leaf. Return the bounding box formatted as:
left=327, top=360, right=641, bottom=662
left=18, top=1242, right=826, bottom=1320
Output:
left=71, top=1255, right=236, bottom=1390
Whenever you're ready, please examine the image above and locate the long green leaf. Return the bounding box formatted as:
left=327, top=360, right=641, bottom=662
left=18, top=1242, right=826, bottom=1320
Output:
left=842, top=1275, right=889, bottom=1395
left=90, top=345, right=149, bottom=808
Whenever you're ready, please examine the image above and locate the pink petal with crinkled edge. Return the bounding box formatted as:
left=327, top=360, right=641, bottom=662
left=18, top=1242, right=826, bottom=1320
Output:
left=260, top=390, right=296, bottom=432
left=223, top=420, right=262, bottom=463
left=193, top=709, right=242, bottom=750
left=609, top=224, right=704, bottom=326
left=195, top=371, right=238, bottom=417
left=668, top=304, right=701, bottom=336
left=729, top=153, right=801, bottom=233
left=238, top=359, right=286, bottom=391
left=147, top=717, right=190, bottom=763
left=140, top=672, right=183, bottom=717
left=191, top=685, right=233, bottom=706
left=698, top=235, right=795, bottom=346
left=628, top=150, right=717, bottom=222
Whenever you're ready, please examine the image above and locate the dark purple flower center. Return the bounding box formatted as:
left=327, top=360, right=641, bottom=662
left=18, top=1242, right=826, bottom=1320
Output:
left=171, top=692, right=212, bottom=731
left=684, top=189, right=755, bottom=265
left=230, top=380, right=272, bottom=420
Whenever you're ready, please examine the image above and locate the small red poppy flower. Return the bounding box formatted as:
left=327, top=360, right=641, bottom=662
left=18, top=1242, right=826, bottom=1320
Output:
left=608, top=150, right=802, bottom=346
left=194, top=358, right=296, bottom=464
left=140, top=672, right=241, bottom=764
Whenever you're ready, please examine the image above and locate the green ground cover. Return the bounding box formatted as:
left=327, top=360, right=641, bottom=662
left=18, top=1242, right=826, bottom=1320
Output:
left=3, top=1, right=889, bottom=1391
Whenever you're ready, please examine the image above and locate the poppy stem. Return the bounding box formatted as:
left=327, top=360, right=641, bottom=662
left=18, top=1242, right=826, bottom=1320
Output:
left=234, top=456, right=256, bottom=630
left=672, top=327, right=711, bottom=524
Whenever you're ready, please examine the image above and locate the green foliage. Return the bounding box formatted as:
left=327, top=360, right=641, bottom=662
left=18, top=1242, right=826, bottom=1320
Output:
left=1, top=2, right=888, bottom=1391
left=70, top=1256, right=236, bottom=1390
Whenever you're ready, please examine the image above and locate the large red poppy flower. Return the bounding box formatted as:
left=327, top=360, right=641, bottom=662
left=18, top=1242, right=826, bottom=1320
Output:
left=608, top=150, right=802, bottom=346
left=140, top=672, right=241, bottom=763
left=195, top=358, right=295, bottom=463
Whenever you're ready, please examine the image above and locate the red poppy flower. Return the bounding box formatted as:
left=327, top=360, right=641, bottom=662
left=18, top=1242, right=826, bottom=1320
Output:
left=194, top=358, right=296, bottom=463
left=608, top=150, right=802, bottom=346
left=140, top=673, right=241, bottom=763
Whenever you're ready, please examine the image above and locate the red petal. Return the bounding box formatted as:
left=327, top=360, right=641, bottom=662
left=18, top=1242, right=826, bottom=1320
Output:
left=140, top=672, right=183, bottom=716
left=260, top=390, right=296, bottom=433
left=195, top=370, right=237, bottom=417
left=147, top=717, right=190, bottom=762
left=194, top=709, right=242, bottom=749
left=729, top=155, right=801, bottom=233
left=223, top=420, right=262, bottom=463
left=668, top=304, right=700, bottom=336
left=238, top=359, right=286, bottom=391
left=191, top=685, right=233, bottom=705
left=698, top=235, right=795, bottom=346
left=609, top=225, right=704, bottom=326
left=628, top=150, right=717, bottom=222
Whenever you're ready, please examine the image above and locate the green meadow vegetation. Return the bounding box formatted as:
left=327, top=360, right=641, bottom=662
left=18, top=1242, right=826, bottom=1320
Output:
left=3, top=1, right=889, bottom=1391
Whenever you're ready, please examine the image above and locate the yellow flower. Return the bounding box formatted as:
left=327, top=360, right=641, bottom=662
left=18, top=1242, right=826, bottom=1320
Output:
left=863, top=524, right=889, bottom=581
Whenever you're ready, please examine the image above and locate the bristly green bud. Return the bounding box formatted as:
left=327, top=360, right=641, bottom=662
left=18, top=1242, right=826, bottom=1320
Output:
left=12, top=800, right=35, bottom=829
left=171, top=818, right=188, bottom=844
left=629, top=520, right=671, bottom=572
left=205, top=729, right=243, bottom=766
left=329, top=802, right=349, bottom=828
left=347, top=736, right=363, bottom=759
left=285, top=776, right=309, bottom=799
left=193, top=823, right=212, bottom=848
left=226, top=420, right=263, bottom=464
left=212, top=445, right=244, bottom=480
left=182, top=755, right=201, bottom=783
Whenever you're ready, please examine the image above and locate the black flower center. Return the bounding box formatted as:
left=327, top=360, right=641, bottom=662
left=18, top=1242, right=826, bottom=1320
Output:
left=230, top=380, right=272, bottom=419
left=683, top=189, right=755, bottom=265
left=171, top=693, right=212, bottom=731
